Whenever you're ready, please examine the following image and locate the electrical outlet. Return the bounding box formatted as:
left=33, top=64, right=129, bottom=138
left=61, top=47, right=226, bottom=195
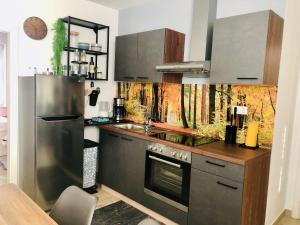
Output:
left=232, top=106, right=248, bottom=115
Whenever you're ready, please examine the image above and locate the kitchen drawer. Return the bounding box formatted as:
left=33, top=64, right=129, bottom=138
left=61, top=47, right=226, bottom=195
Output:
left=188, top=169, right=243, bottom=225
left=192, top=154, right=244, bottom=183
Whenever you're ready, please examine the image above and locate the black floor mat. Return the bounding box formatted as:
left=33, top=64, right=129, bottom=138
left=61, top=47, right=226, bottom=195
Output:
left=92, top=201, right=162, bottom=225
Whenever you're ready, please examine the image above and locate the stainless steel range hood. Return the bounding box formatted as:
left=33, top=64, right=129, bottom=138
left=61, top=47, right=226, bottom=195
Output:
left=156, top=0, right=217, bottom=78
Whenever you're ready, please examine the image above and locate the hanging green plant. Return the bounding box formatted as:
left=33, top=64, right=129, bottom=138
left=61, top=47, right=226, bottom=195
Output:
left=51, top=18, right=67, bottom=75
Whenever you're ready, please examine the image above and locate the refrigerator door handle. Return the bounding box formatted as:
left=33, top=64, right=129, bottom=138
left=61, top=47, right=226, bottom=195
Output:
left=39, top=115, right=82, bottom=121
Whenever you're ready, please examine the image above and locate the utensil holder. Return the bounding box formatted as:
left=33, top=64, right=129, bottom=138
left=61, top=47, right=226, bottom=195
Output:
left=225, top=125, right=237, bottom=144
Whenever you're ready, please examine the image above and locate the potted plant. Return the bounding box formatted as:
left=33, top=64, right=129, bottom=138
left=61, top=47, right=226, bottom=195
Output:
left=51, top=18, right=67, bottom=75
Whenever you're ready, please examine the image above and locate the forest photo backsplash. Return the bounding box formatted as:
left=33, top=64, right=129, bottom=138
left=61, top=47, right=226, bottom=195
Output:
left=117, top=83, right=277, bottom=148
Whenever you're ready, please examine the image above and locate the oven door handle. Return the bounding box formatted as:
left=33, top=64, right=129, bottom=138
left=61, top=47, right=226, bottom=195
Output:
left=149, top=155, right=181, bottom=168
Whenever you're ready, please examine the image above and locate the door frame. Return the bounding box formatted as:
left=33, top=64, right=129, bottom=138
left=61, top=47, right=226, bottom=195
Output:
left=0, top=27, right=19, bottom=184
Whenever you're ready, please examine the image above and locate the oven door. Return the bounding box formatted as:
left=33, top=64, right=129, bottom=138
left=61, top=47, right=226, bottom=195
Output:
left=144, top=151, right=191, bottom=212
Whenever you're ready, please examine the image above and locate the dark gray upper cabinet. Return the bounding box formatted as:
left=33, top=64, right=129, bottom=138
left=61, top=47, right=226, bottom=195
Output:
left=137, top=30, right=165, bottom=83
left=115, top=29, right=185, bottom=83
left=115, top=34, right=138, bottom=82
left=210, top=10, right=284, bottom=85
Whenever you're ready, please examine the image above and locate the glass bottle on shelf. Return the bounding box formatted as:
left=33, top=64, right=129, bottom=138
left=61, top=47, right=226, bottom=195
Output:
left=89, top=57, right=95, bottom=79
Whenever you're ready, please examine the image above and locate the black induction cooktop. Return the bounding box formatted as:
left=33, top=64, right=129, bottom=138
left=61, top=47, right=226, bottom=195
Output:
left=150, top=132, right=218, bottom=147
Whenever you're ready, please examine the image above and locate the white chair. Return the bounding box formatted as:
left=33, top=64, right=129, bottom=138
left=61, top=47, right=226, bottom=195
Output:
left=138, top=218, right=161, bottom=225
left=49, top=186, right=98, bottom=225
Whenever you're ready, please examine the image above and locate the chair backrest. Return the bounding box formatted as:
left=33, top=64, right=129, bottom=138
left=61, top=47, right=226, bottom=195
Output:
left=138, top=218, right=161, bottom=225
left=49, top=186, right=97, bottom=225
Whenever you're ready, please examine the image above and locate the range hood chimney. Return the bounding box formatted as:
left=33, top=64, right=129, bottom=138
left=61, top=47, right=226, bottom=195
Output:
left=156, top=0, right=217, bottom=78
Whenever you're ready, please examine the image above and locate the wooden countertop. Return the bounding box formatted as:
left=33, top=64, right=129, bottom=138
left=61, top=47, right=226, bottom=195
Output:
left=0, top=184, right=57, bottom=225
left=99, top=125, right=271, bottom=165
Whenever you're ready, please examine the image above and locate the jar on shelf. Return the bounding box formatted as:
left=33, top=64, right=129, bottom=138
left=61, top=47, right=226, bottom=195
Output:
left=70, top=31, right=79, bottom=48
left=73, top=64, right=79, bottom=75
left=80, top=64, right=88, bottom=76
left=73, top=49, right=80, bottom=62
left=81, top=50, right=87, bottom=62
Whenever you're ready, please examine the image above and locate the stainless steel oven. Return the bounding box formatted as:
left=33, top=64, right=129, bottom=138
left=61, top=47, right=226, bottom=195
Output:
left=144, top=143, right=191, bottom=212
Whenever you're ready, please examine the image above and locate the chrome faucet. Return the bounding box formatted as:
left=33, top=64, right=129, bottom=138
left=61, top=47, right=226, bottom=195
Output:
left=139, top=105, right=152, bottom=133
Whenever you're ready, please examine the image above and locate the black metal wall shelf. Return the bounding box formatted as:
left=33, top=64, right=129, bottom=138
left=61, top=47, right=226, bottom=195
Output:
left=62, top=16, right=110, bottom=81
left=85, top=78, right=107, bottom=81
left=64, top=47, right=108, bottom=56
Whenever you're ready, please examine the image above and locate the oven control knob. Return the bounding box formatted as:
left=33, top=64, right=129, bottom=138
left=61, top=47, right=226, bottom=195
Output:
left=171, top=151, right=177, bottom=157
left=152, top=147, right=157, bottom=151
left=159, top=148, right=163, bottom=153
left=179, top=153, right=183, bottom=159
left=184, top=155, right=188, bottom=160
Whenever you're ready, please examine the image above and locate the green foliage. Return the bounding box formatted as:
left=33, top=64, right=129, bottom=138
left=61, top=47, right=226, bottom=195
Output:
left=51, top=19, right=67, bottom=75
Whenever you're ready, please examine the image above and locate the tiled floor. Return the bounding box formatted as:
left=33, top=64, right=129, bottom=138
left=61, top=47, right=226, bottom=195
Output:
left=94, top=187, right=120, bottom=209
left=276, top=214, right=300, bottom=225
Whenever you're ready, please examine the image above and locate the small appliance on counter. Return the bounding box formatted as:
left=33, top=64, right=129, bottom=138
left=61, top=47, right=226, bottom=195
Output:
left=113, top=97, right=126, bottom=122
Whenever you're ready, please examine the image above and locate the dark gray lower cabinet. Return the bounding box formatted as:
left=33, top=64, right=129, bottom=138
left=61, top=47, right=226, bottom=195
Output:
left=99, top=130, right=188, bottom=224
left=188, top=168, right=243, bottom=225
left=99, top=130, right=147, bottom=203
left=143, top=194, right=188, bottom=225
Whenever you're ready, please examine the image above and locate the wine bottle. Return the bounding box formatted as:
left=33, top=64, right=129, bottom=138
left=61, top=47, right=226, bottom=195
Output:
left=89, top=57, right=95, bottom=79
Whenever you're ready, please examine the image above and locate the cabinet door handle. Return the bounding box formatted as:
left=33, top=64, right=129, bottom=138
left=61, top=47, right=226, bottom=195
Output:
left=236, top=77, right=258, bottom=80
left=108, top=133, right=119, bottom=138
left=217, top=181, right=238, bottom=190
left=121, top=137, right=133, bottom=142
left=136, top=76, right=149, bottom=80
left=205, top=160, right=226, bottom=168
left=123, top=76, right=135, bottom=80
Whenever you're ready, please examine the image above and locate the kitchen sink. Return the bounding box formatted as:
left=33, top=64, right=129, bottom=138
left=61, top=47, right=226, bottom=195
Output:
left=112, top=123, right=169, bottom=135
left=112, top=123, right=145, bottom=130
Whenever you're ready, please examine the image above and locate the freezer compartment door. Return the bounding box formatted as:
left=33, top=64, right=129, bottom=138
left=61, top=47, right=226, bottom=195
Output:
left=36, top=75, right=84, bottom=117
left=36, top=116, right=84, bottom=210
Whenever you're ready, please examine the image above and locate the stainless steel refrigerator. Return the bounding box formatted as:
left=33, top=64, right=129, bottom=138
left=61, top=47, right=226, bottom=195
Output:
left=19, top=75, right=84, bottom=210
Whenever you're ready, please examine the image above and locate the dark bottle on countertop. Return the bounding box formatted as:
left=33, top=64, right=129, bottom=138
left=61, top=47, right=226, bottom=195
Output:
left=89, top=57, right=95, bottom=79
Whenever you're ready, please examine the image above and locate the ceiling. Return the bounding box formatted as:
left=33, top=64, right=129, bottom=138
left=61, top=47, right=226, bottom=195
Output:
left=88, top=0, right=154, bottom=10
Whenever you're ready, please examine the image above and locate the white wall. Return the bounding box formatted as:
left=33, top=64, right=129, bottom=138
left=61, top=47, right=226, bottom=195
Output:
left=118, top=0, right=194, bottom=60
left=265, top=0, right=300, bottom=222
left=118, top=0, right=286, bottom=61
left=217, top=0, right=285, bottom=18
left=280, top=0, right=300, bottom=218
left=0, top=0, right=118, bottom=183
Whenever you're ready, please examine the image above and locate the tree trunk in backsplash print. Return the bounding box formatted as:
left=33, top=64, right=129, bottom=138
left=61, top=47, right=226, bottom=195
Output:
left=181, top=84, right=189, bottom=128
left=117, top=82, right=278, bottom=148
left=226, top=85, right=232, bottom=122
left=152, top=83, right=159, bottom=121
left=193, top=84, right=198, bottom=129
left=201, top=85, right=206, bottom=124
left=188, top=84, right=192, bottom=122
left=209, top=85, right=216, bottom=124
left=220, top=85, right=224, bottom=121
